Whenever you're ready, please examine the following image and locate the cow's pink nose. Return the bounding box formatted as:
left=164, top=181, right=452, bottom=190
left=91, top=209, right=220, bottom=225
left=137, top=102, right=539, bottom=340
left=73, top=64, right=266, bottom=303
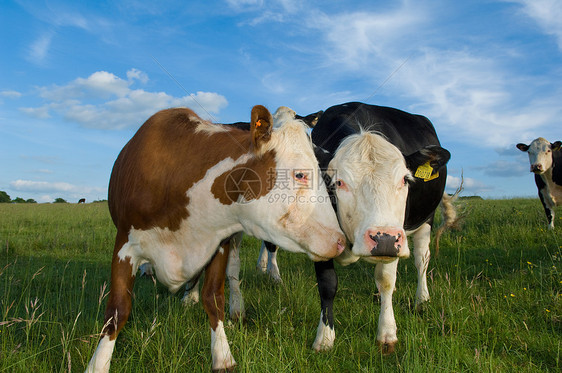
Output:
left=365, top=228, right=405, bottom=257
left=531, top=164, right=543, bottom=173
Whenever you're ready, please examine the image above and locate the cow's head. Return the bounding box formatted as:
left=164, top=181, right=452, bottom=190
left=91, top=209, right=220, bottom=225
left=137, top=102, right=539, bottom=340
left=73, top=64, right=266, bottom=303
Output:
left=517, top=137, right=561, bottom=174
left=238, top=106, right=345, bottom=261
left=326, top=132, right=449, bottom=264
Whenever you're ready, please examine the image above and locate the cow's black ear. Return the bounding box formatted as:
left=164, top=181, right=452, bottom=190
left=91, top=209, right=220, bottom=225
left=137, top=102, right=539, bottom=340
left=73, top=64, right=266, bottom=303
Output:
left=296, top=110, right=324, bottom=128
left=516, top=143, right=530, bottom=152
left=405, top=145, right=451, bottom=174
left=551, top=141, right=562, bottom=151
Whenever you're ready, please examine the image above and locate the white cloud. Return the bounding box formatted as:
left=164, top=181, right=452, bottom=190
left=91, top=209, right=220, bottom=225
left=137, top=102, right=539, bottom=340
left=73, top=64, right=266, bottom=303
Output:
left=0, top=90, right=22, bottom=98
left=19, top=105, right=51, bottom=119
left=24, top=69, right=228, bottom=129
left=446, top=175, right=494, bottom=196
left=510, top=0, right=562, bottom=50
left=10, top=179, right=105, bottom=200
left=27, top=32, right=54, bottom=64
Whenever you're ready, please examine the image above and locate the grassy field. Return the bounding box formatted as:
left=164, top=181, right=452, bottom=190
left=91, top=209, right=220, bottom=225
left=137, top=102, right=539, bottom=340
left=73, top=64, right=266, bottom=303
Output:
left=0, top=199, right=560, bottom=372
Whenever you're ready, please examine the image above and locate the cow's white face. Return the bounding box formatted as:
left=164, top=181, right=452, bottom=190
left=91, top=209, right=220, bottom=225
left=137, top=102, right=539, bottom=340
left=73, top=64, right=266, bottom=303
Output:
left=519, top=137, right=555, bottom=174
left=326, top=133, right=411, bottom=263
left=240, top=107, right=345, bottom=261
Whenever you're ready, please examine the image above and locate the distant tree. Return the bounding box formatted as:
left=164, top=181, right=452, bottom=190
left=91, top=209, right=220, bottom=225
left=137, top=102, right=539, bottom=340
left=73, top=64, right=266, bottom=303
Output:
left=0, top=191, right=10, bottom=203
left=13, top=197, right=26, bottom=203
left=53, top=198, right=67, bottom=203
left=26, top=199, right=37, bottom=204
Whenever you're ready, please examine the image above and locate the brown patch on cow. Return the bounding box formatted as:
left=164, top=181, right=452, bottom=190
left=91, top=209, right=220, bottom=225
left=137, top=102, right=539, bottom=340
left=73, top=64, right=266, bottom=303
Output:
left=211, top=150, right=277, bottom=204
left=109, top=108, right=260, bottom=232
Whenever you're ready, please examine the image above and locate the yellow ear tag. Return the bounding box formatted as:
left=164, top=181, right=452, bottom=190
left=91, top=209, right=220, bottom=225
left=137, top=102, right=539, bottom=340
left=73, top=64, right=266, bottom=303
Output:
left=255, top=119, right=263, bottom=128
left=415, top=161, right=439, bottom=182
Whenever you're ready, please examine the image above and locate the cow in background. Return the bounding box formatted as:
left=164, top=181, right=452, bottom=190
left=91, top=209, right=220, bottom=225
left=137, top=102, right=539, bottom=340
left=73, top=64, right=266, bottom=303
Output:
left=517, top=137, right=562, bottom=229
left=86, top=106, right=345, bottom=373
left=78, top=198, right=86, bottom=204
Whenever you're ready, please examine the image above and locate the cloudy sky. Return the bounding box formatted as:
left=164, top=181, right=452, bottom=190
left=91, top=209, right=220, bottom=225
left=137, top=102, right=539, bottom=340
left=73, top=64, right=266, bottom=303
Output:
left=1, top=0, right=561, bottom=203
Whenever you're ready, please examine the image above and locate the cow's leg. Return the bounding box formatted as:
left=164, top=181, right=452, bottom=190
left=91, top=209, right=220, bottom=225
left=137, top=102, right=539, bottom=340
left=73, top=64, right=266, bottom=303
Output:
left=256, top=241, right=269, bottom=273
left=265, top=242, right=282, bottom=283
left=87, top=231, right=136, bottom=373
left=375, top=259, right=398, bottom=354
left=227, top=232, right=245, bottom=321
left=539, top=190, right=555, bottom=229
left=312, top=259, right=337, bottom=352
left=202, top=240, right=236, bottom=372
left=257, top=241, right=282, bottom=282
left=413, top=222, right=432, bottom=307
left=181, top=277, right=201, bottom=306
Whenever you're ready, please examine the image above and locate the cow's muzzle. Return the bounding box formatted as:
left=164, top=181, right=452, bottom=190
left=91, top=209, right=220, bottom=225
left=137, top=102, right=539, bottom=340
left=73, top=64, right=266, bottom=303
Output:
left=366, top=228, right=405, bottom=257
left=530, top=164, right=543, bottom=173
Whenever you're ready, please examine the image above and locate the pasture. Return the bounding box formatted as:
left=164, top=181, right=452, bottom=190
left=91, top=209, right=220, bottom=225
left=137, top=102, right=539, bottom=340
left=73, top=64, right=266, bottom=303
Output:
left=0, top=199, right=560, bottom=372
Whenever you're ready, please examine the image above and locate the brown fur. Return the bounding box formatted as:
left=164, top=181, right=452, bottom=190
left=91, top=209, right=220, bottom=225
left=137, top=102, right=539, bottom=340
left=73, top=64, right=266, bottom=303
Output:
left=108, top=107, right=275, bottom=232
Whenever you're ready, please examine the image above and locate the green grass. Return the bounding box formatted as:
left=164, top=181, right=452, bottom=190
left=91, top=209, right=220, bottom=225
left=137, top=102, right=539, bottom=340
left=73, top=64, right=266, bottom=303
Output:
left=0, top=199, right=560, bottom=372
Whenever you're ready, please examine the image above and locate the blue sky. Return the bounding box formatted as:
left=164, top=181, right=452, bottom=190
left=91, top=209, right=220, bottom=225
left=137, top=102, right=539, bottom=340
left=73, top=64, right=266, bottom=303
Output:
left=1, top=0, right=561, bottom=203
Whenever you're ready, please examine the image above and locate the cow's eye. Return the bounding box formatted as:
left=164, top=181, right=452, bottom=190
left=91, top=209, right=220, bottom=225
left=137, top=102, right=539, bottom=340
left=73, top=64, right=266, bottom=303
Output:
left=335, top=179, right=348, bottom=191
left=293, top=171, right=308, bottom=184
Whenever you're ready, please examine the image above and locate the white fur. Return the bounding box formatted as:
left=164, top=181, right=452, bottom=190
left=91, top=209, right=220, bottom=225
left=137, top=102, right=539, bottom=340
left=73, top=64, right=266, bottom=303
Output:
left=211, top=321, right=236, bottom=371
left=85, top=336, right=115, bottom=373
left=411, top=223, right=432, bottom=305
left=312, top=311, right=335, bottom=352
left=375, top=259, right=398, bottom=347
left=327, top=132, right=411, bottom=258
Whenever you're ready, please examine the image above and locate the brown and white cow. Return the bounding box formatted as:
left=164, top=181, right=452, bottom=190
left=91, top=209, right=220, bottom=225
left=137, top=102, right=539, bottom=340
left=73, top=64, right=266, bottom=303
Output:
left=517, top=137, right=562, bottom=229
left=86, top=105, right=345, bottom=372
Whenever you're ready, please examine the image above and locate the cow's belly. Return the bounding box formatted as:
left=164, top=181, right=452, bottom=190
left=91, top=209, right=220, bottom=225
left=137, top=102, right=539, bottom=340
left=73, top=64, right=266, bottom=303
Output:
left=118, top=224, right=232, bottom=293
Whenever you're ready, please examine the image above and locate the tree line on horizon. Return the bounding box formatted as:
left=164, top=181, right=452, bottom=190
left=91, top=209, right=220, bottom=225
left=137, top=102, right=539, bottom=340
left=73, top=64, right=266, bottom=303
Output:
left=0, top=191, right=67, bottom=204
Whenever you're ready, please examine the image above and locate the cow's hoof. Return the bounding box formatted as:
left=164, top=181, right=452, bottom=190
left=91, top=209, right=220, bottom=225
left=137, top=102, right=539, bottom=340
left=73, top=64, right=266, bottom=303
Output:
left=212, top=367, right=236, bottom=373
left=377, top=340, right=396, bottom=355
left=229, top=311, right=246, bottom=324
left=414, top=300, right=429, bottom=314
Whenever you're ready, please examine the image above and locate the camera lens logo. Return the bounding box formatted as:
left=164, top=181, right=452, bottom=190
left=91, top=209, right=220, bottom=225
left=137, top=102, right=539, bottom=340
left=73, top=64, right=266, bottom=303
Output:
left=223, top=167, right=263, bottom=204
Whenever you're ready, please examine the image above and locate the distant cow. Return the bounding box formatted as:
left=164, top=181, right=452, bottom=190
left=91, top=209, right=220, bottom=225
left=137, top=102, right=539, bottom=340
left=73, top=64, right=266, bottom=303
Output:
left=517, top=137, right=562, bottom=229
left=86, top=106, right=345, bottom=372
left=78, top=198, right=86, bottom=204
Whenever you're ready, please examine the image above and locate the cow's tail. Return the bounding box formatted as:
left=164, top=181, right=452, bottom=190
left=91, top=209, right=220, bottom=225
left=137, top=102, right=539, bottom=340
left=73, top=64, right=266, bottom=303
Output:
left=434, top=177, right=463, bottom=256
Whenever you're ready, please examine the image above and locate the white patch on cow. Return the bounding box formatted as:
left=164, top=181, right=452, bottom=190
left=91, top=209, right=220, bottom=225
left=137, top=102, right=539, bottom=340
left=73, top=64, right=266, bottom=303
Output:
left=211, top=321, right=236, bottom=371
left=193, top=116, right=230, bottom=134
left=312, top=311, right=335, bottom=352
left=327, top=132, right=410, bottom=259
left=182, top=283, right=200, bottom=306
left=375, top=259, right=398, bottom=347
left=85, top=335, right=115, bottom=373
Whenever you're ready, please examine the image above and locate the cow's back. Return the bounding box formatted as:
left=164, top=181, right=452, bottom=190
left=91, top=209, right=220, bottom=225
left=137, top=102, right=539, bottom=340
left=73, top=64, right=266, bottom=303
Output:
left=109, top=108, right=250, bottom=233
left=311, top=102, right=447, bottom=230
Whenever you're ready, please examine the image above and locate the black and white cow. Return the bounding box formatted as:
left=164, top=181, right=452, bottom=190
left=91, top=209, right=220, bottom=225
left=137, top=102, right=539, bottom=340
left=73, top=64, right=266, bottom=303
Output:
left=517, top=137, right=562, bottom=229
left=208, top=102, right=452, bottom=352
left=308, top=102, right=451, bottom=352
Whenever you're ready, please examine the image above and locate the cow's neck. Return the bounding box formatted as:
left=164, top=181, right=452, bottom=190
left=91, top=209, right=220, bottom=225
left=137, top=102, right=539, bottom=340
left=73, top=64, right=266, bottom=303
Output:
left=540, top=167, right=562, bottom=205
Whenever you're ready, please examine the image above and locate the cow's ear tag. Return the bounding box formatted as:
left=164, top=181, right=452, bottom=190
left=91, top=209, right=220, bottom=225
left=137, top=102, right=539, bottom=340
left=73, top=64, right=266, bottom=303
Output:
left=255, top=119, right=263, bottom=127
left=415, top=161, right=439, bottom=182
